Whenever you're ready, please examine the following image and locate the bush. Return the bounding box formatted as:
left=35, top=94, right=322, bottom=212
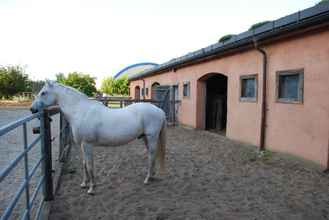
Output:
left=317, top=0, right=328, bottom=5
left=0, top=65, right=29, bottom=99
left=12, top=95, right=31, bottom=102
left=249, top=21, right=272, bottom=31
left=218, top=34, right=235, bottom=43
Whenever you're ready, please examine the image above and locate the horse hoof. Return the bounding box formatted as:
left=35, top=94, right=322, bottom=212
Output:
left=87, top=188, right=95, bottom=195
left=80, top=182, right=88, bottom=188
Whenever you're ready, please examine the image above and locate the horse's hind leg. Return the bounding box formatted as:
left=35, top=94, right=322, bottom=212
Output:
left=144, top=135, right=158, bottom=184
left=82, top=142, right=95, bottom=194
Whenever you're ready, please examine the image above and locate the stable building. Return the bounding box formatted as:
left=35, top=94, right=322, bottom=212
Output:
left=128, top=3, right=329, bottom=168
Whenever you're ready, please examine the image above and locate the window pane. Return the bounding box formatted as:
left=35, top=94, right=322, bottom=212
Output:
left=241, top=78, right=256, bottom=98
left=183, top=83, right=189, bottom=97
left=279, top=74, right=299, bottom=100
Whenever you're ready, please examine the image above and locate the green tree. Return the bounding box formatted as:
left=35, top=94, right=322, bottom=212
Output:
left=100, top=76, right=115, bottom=95
left=55, top=73, right=66, bottom=84
left=27, top=80, right=45, bottom=94
left=0, top=65, right=29, bottom=98
left=100, top=75, right=129, bottom=96
left=56, top=72, right=97, bottom=97
left=113, top=76, right=129, bottom=95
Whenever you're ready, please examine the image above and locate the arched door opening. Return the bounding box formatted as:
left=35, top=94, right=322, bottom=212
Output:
left=135, top=86, right=140, bottom=100
left=151, top=82, right=160, bottom=99
left=197, top=73, right=228, bottom=135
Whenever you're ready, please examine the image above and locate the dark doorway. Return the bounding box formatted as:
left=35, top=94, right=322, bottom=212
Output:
left=135, top=86, right=140, bottom=100
left=151, top=82, right=160, bottom=99
left=205, top=74, right=227, bottom=133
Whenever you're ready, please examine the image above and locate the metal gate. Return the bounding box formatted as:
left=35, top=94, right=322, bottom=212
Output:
left=0, top=107, right=71, bottom=220
left=152, top=85, right=180, bottom=125
left=96, top=86, right=181, bottom=125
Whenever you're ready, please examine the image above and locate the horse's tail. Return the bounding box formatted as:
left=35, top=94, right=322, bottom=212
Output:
left=157, top=120, right=167, bottom=175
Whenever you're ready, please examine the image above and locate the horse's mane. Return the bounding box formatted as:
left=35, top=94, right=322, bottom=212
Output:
left=55, top=83, right=89, bottom=99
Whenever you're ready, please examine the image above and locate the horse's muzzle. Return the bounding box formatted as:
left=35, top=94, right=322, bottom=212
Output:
left=30, top=108, right=38, bottom=114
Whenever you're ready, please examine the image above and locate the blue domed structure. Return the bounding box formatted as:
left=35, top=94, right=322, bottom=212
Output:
left=114, top=62, right=158, bottom=79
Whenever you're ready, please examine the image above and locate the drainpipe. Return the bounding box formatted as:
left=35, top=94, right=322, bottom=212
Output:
left=326, top=132, right=329, bottom=172
left=142, top=79, right=146, bottom=100
left=253, top=39, right=267, bottom=151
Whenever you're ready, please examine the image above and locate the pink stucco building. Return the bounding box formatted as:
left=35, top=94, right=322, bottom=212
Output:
left=129, top=3, right=329, bottom=168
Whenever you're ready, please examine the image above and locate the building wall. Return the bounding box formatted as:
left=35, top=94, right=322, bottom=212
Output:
left=130, top=29, right=329, bottom=167
left=264, top=30, right=329, bottom=166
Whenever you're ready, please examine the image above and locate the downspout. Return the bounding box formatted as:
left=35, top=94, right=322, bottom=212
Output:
left=253, top=38, right=267, bottom=151
left=326, top=129, right=329, bottom=172
left=142, top=79, right=146, bottom=100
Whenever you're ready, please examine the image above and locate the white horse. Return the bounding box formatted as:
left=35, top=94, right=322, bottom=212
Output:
left=31, top=81, right=167, bottom=194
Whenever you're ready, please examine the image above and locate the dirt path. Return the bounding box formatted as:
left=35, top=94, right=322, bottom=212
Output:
left=49, top=127, right=329, bottom=220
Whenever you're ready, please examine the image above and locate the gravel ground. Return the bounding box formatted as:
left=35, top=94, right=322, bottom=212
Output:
left=49, top=126, right=329, bottom=220
left=0, top=108, right=60, bottom=219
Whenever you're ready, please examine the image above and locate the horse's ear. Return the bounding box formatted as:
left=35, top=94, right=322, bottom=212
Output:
left=45, top=80, right=54, bottom=88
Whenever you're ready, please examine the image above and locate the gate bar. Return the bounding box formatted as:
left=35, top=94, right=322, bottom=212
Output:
left=0, top=135, right=41, bottom=182
left=0, top=113, right=41, bottom=136
left=0, top=180, right=28, bottom=220
left=23, top=123, right=31, bottom=220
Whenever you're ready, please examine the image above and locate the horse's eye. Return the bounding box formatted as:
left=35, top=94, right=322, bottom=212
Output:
left=41, top=91, right=47, bottom=96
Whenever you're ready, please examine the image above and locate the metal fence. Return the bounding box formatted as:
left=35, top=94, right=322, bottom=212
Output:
left=0, top=107, right=71, bottom=220
left=96, top=92, right=181, bottom=125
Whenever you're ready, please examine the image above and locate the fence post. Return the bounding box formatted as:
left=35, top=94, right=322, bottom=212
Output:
left=171, top=86, right=176, bottom=126
left=40, top=109, right=54, bottom=201
left=171, top=86, right=177, bottom=126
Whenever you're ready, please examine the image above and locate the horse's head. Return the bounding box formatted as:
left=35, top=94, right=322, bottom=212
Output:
left=30, top=80, right=57, bottom=113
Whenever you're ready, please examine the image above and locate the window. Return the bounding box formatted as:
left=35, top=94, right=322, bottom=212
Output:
left=276, top=69, right=304, bottom=103
left=141, top=88, right=145, bottom=97
left=240, top=75, right=257, bottom=102
left=183, top=82, right=190, bottom=97
left=146, top=88, right=149, bottom=96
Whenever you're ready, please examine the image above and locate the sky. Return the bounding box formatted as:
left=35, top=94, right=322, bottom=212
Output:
left=0, top=0, right=320, bottom=87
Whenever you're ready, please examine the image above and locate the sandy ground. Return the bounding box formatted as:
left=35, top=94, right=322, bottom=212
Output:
left=49, top=127, right=329, bottom=220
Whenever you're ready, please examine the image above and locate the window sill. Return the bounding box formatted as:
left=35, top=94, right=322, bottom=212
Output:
left=276, top=98, right=303, bottom=104
left=240, top=97, right=257, bottom=103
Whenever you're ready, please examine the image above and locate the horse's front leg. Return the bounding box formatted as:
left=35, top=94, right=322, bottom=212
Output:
left=82, top=142, right=95, bottom=194
left=80, top=160, right=89, bottom=188
left=80, top=143, right=89, bottom=188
